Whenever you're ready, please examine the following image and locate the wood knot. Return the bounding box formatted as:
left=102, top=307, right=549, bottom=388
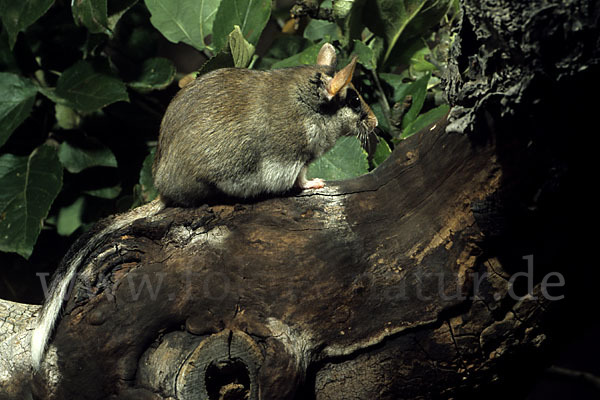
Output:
left=176, top=330, right=263, bottom=400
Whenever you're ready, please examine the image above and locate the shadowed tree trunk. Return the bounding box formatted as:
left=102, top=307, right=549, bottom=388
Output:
left=0, top=0, right=592, bottom=398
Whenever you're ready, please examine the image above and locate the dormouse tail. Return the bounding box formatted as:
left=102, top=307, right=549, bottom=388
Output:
left=31, top=198, right=165, bottom=370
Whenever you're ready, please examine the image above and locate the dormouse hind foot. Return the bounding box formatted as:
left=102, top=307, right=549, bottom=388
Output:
left=300, top=178, right=325, bottom=190
left=296, top=165, right=325, bottom=190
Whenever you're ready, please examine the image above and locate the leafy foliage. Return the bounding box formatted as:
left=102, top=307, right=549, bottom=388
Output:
left=57, top=136, right=118, bottom=173
left=128, top=57, right=176, bottom=92
left=0, top=146, right=62, bottom=258
left=211, top=0, right=271, bottom=51
left=144, top=0, right=220, bottom=50
left=0, top=0, right=456, bottom=269
left=0, top=72, right=37, bottom=147
left=50, top=60, right=130, bottom=113
left=0, top=0, right=54, bottom=49
left=307, top=136, right=369, bottom=181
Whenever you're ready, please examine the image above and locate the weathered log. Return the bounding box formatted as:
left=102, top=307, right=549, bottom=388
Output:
left=0, top=300, right=40, bottom=399
left=27, top=109, right=499, bottom=399
left=1, top=0, right=592, bottom=398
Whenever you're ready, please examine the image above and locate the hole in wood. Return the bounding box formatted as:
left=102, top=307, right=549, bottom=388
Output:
left=205, top=358, right=251, bottom=400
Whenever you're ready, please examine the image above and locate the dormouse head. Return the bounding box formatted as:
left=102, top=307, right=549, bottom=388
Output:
left=313, top=43, right=378, bottom=142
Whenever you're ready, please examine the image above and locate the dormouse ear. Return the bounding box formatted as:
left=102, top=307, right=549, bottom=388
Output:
left=326, top=56, right=358, bottom=97
left=316, top=43, right=337, bottom=67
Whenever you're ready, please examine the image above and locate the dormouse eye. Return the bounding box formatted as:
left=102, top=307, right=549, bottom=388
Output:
left=346, top=88, right=362, bottom=112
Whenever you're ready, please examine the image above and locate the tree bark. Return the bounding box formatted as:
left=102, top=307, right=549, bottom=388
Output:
left=0, top=300, right=40, bottom=399
left=1, top=0, right=593, bottom=398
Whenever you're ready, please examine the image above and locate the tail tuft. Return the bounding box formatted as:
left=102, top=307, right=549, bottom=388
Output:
left=30, top=198, right=165, bottom=369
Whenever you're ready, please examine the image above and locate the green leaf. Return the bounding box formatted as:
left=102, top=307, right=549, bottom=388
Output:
left=0, top=145, right=63, bottom=259
left=54, top=104, right=82, bottom=130
left=118, top=15, right=162, bottom=61
left=129, top=57, right=176, bottom=92
left=58, top=137, right=118, bottom=173
left=380, top=72, right=430, bottom=132
left=0, top=30, right=19, bottom=73
left=0, top=73, right=38, bottom=148
left=365, top=0, right=452, bottom=65
left=212, top=0, right=271, bottom=51
left=333, top=0, right=367, bottom=46
left=410, top=45, right=436, bottom=73
left=387, top=0, right=452, bottom=67
left=254, top=35, right=308, bottom=70
left=353, top=40, right=376, bottom=70
left=399, top=72, right=430, bottom=129
left=57, top=196, right=85, bottom=236
left=303, top=19, right=341, bottom=42
left=228, top=25, right=255, bottom=68
left=139, top=147, right=158, bottom=203
left=270, top=42, right=323, bottom=69
left=196, top=48, right=234, bottom=76
left=400, top=103, right=449, bottom=139
left=72, top=0, right=109, bottom=34
left=379, top=72, right=407, bottom=102
left=372, top=137, right=392, bottom=167
left=370, top=102, right=390, bottom=133
left=332, top=0, right=355, bottom=19
left=84, top=184, right=122, bottom=199
left=107, top=0, right=138, bottom=31
left=365, top=0, right=425, bottom=64
left=144, top=0, right=221, bottom=51
left=53, top=60, right=129, bottom=113
left=383, top=38, right=425, bottom=72
left=0, top=0, right=54, bottom=49
left=261, top=35, right=307, bottom=61
left=307, top=136, right=369, bottom=181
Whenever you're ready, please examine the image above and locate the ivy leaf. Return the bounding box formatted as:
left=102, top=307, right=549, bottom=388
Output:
left=0, top=145, right=63, bottom=259
left=144, top=0, right=221, bottom=51
left=52, top=60, right=129, bottom=113
left=212, top=0, right=270, bottom=51
left=128, top=57, right=176, bottom=92
left=0, top=73, right=38, bottom=148
left=0, top=0, right=54, bottom=49
left=72, top=0, right=109, bottom=34
left=58, top=136, right=118, bottom=173
left=307, top=136, right=369, bottom=181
